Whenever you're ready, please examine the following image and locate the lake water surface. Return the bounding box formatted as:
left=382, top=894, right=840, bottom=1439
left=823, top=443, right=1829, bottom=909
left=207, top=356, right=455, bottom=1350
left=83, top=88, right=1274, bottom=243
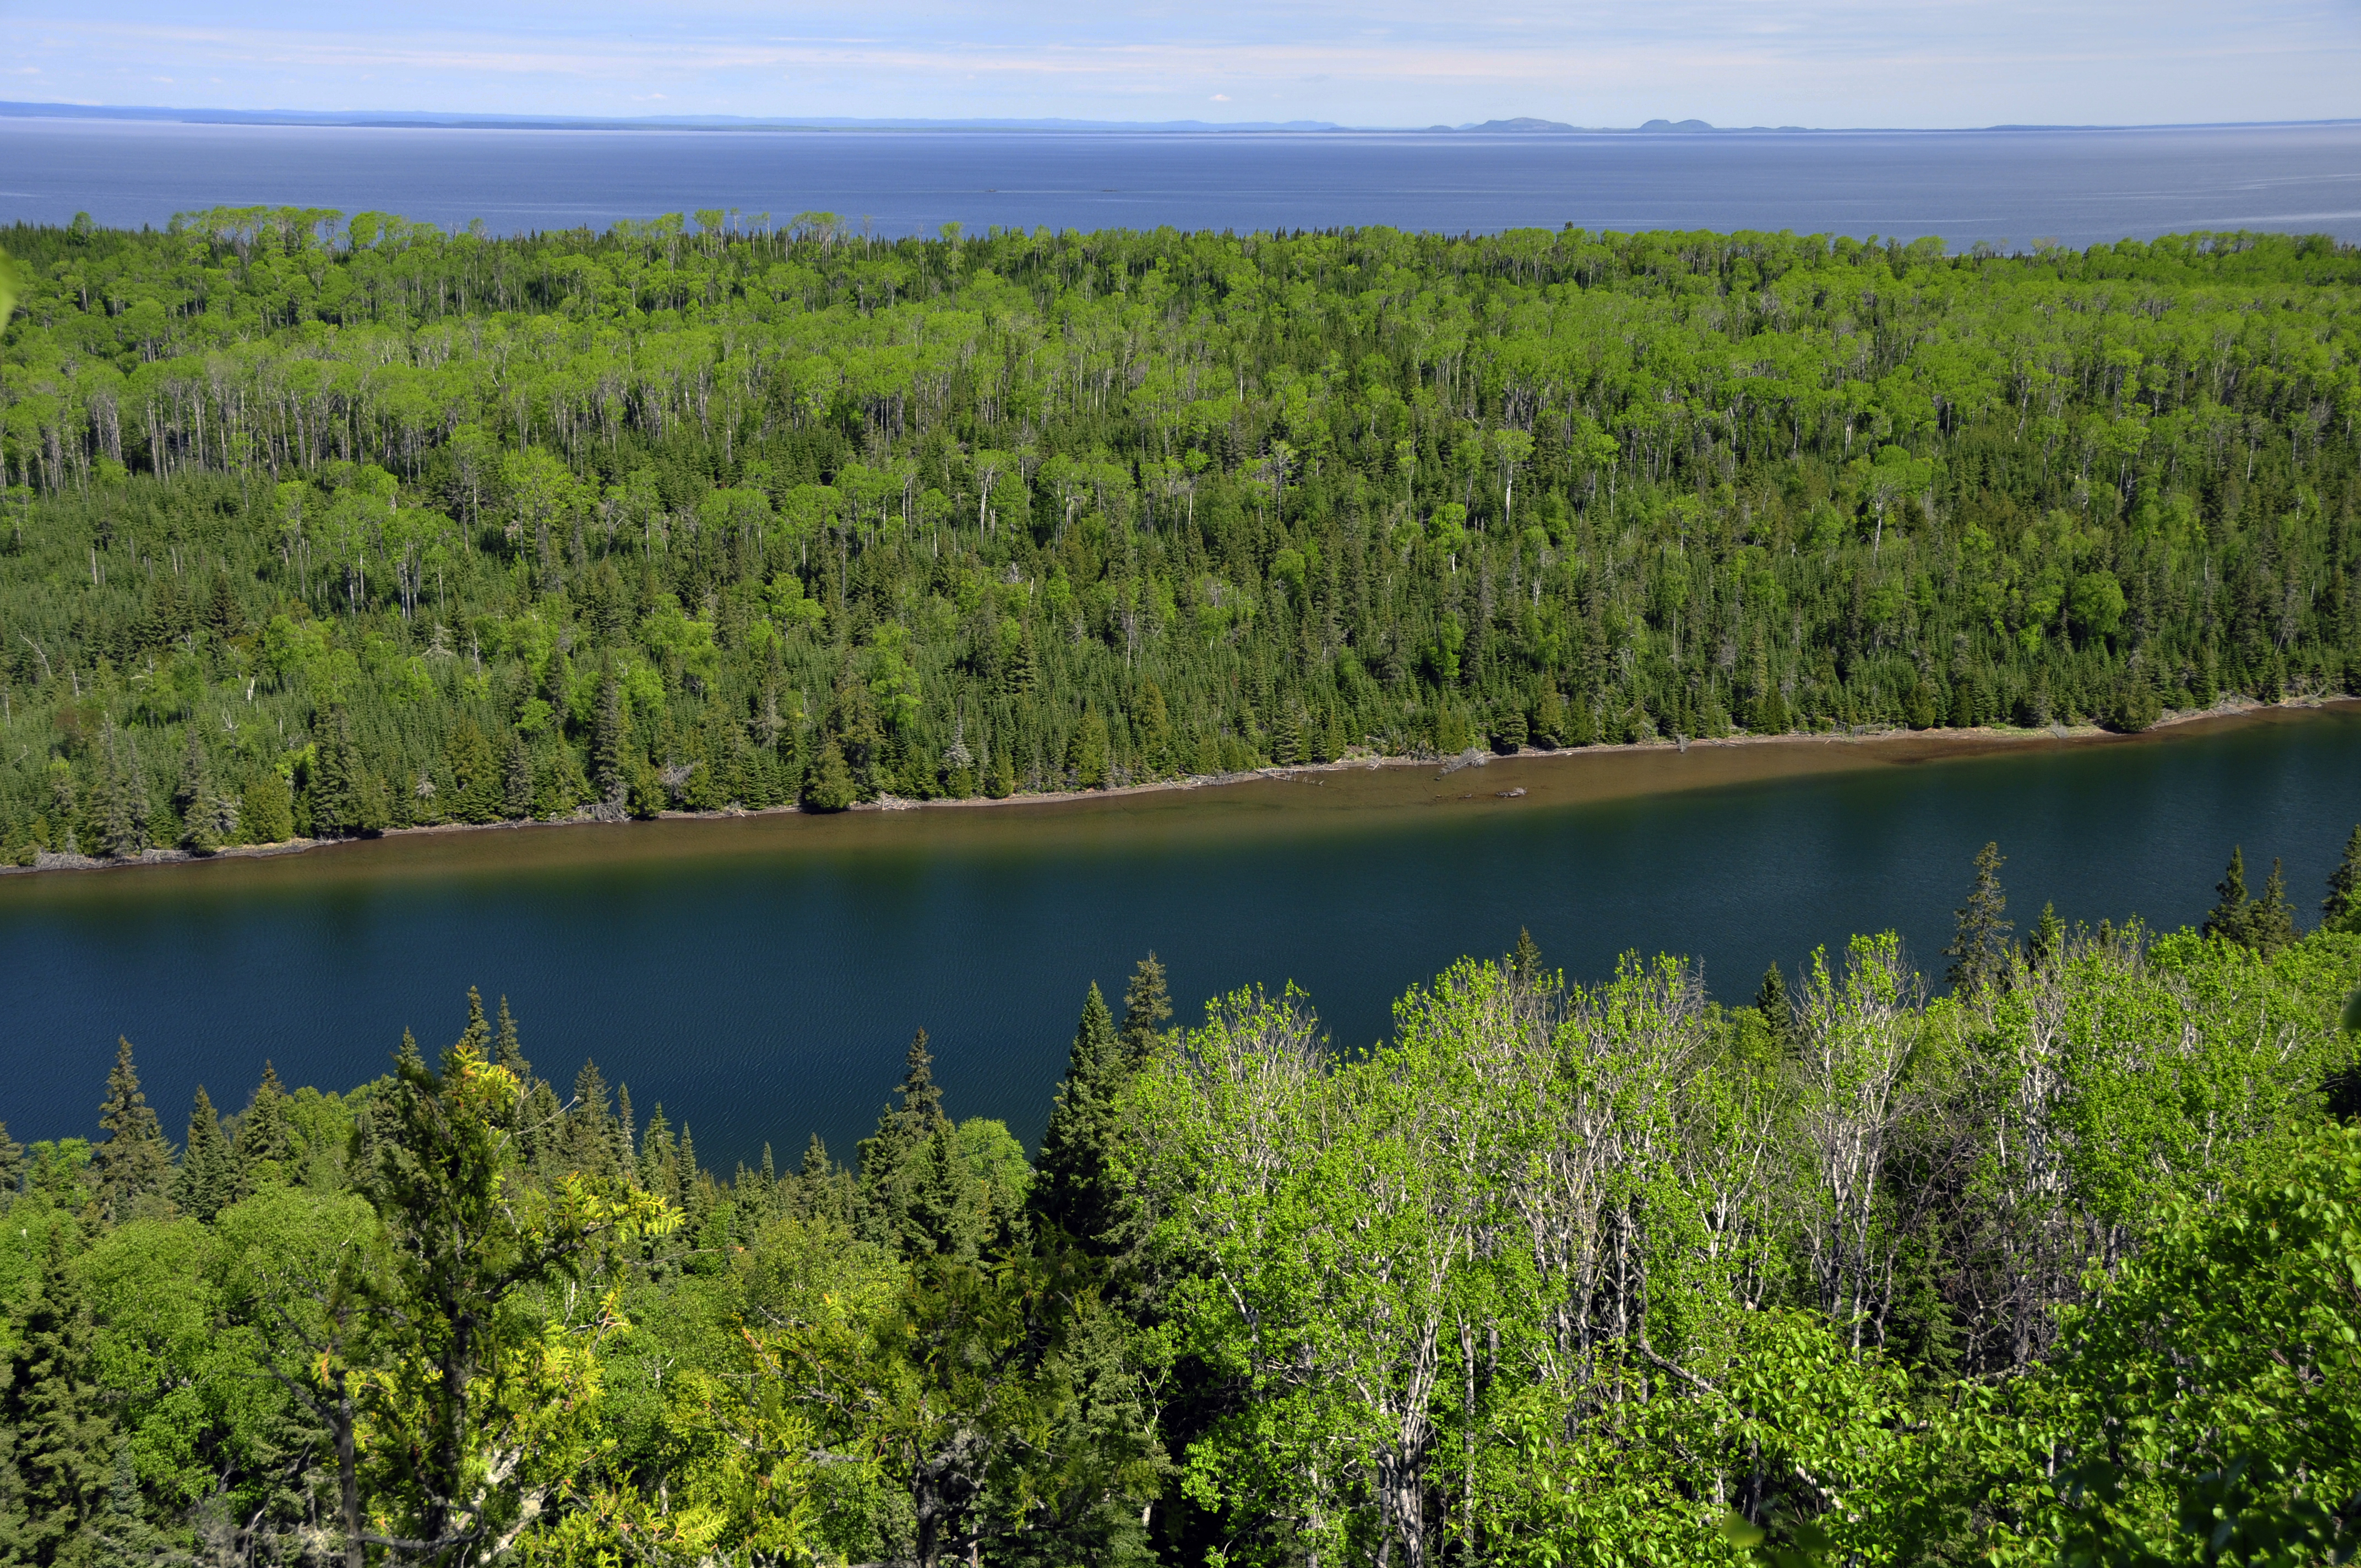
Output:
left=4, top=708, right=2358, bottom=1166
left=1, top=118, right=2357, bottom=245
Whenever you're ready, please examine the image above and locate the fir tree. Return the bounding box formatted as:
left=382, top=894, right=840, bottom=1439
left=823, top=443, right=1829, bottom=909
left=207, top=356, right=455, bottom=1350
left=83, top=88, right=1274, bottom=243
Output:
left=592, top=672, right=626, bottom=807
left=493, top=995, right=530, bottom=1080
left=2204, top=846, right=2254, bottom=945
left=232, top=1063, right=296, bottom=1196
left=857, top=1030, right=954, bottom=1254
left=614, top=1083, right=639, bottom=1175
left=1943, top=841, right=2013, bottom=994
left=2249, top=857, right=2298, bottom=955
left=803, top=738, right=856, bottom=812
left=0, top=1228, right=113, bottom=1566
left=1511, top=928, right=1544, bottom=987
left=503, top=730, right=536, bottom=820
left=2325, top=825, right=2361, bottom=930
left=1034, top=983, right=1124, bottom=1249
left=90, top=1440, right=167, bottom=1565
left=310, top=706, right=357, bottom=837
left=2025, top=902, right=2065, bottom=970
left=1755, top=965, right=1793, bottom=1048
left=173, top=729, right=222, bottom=853
left=564, top=1061, right=617, bottom=1177
left=173, top=1086, right=236, bottom=1222
left=93, top=1037, right=172, bottom=1222
left=1117, top=951, right=1173, bottom=1070
left=458, top=986, right=492, bottom=1058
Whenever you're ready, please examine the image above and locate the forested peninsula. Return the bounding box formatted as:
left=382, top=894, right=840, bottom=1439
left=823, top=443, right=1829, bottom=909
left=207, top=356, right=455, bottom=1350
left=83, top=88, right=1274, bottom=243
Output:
left=0, top=214, right=2357, bottom=857
left=3, top=840, right=2360, bottom=1566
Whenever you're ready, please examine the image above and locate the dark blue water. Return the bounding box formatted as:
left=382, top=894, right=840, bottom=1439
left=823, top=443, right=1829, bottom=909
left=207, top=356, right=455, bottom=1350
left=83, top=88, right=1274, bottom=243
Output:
left=1, top=118, right=2357, bottom=244
left=3, top=710, right=2358, bottom=1166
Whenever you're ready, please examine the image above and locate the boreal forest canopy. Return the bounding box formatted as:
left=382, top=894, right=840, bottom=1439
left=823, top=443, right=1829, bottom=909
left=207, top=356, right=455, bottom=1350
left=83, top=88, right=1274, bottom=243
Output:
left=2, top=839, right=2359, bottom=1565
left=0, top=212, right=2357, bottom=854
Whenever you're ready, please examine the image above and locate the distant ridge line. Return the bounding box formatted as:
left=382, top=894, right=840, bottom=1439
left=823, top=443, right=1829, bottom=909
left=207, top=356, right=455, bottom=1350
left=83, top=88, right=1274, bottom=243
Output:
left=1, top=101, right=2358, bottom=137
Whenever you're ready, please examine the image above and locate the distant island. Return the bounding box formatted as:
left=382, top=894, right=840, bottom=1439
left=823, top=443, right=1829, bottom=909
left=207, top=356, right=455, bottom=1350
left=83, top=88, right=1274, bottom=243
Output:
left=4, top=99, right=2357, bottom=135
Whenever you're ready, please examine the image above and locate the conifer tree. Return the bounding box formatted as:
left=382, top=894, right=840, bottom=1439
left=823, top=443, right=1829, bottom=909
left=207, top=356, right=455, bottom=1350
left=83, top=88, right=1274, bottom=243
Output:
left=2205, top=847, right=2254, bottom=946
left=173, top=729, right=225, bottom=853
left=592, top=671, right=626, bottom=808
left=1944, top=841, right=2013, bottom=993
left=1117, top=951, right=1173, bottom=1070
left=173, top=1086, right=236, bottom=1221
left=615, top=1083, right=638, bottom=1174
left=232, top=1063, right=295, bottom=1197
left=564, top=1061, right=617, bottom=1177
left=1034, top=984, right=1124, bottom=1249
left=857, top=1029, right=955, bottom=1254
left=502, top=730, right=535, bottom=820
left=803, top=738, right=856, bottom=811
left=0, top=1120, right=21, bottom=1204
left=457, top=986, right=491, bottom=1058
left=2325, top=825, right=2361, bottom=930
left=1755, top=964, right=1792, bottom=1046
left=0, top=1228, right=113, bottom=1565
left=2026, top=901, right=2065, bottom=970
left=93, top=1037, right=172, bottom=1222
left=493, top=995, right=528, bottom=1080
left=90, top=1440, right=167, bottom=1565
left=310, top=707, right=357, bottom=837
left=2249, top=857, right=2298, bottom=955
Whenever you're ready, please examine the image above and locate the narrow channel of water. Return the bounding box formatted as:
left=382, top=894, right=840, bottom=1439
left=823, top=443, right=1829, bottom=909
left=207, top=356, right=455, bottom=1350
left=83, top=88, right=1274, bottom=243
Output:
left=5, top=708, right=2358, bottom=1166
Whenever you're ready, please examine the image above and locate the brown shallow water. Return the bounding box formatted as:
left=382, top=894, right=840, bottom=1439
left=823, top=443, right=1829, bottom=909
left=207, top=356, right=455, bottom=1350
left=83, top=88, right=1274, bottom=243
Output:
left=4, top=703, right=2357, bottom=1166
left=5, top=712, right=2270, bottom=900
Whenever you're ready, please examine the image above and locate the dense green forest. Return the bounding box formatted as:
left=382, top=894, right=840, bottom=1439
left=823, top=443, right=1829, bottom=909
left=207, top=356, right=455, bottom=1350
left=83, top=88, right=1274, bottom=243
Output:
left=1, top=213, right=2359, bottom=856
left=2, top=839, right=2358, bottom=1566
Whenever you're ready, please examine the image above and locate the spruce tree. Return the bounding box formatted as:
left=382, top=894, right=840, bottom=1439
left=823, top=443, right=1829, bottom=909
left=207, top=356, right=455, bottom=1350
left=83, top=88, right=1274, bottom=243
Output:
left=564, top=1061, right=617, bottom=1177
left=857, top=1030, right=953, bottom=1254
left=493, top=995, right=530, bottom=1080
left=173, top=729, right=220, bottom=852
left=1034, top=984, right=1124, bottom=1249
left=2204, top=846, right=2254, bottom=946
left=0, top=1228, right=113, bottom=1565
left=458, top=986, right=492, bottom=1058
left=503, top=731, right=536, bottom=820
left=2026, top=902, right=2065, bottom=970
left=614, top=1084, right=639, bottom=1174
left=1943, top=841, right=2013, bottom=993
left=592, top=672, right=626, bottom=808
left=2249, top=857, right=2298, bottom=955
left=173, top=1086, right=236, bottom=1222
left=310, top=707, right=357, bottom=837
left=0, top=1120, right=21, bottom=1204
left=232, top=1063, right=296, bottom=1197
left=803, top=738, right=856, bottom=811
left=93, top=1037, right=172, bottom=1222
left=2325, top=825, right=2361, bottom=930
left=90, top=1440, right=167, bottom=1565
left=1755, top=965, right=1792, bottom=1047
left=1117, top=951, right=1173, bottom=1070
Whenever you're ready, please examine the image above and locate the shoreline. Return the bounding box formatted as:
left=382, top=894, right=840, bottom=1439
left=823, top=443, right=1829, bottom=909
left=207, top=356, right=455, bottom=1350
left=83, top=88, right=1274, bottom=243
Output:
left=7, top=693, right=2353, bottom=881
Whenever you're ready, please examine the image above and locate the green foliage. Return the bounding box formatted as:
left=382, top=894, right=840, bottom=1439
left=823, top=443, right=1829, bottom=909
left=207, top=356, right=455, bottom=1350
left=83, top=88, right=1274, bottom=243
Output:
left=4, top=217, right=2360, bottom=856
left=2, top=878, right=2357, bottom=1563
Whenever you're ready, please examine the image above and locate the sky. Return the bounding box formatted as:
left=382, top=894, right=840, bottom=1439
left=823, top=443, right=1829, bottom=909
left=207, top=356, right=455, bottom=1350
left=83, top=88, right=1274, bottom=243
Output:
left=0, top=0, right=2357, bottom=130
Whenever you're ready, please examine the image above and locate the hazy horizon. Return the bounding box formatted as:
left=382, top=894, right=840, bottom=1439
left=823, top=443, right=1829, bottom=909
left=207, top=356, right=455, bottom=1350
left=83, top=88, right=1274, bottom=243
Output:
left=4, top=0, right=2356, bottom=132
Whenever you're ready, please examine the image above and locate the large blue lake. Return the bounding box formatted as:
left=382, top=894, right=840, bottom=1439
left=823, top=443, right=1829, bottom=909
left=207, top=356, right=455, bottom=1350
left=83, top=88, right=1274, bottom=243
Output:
left=3, top=711, right=2358, bottom=1167
left=1, top=117, right=2357, bottom=244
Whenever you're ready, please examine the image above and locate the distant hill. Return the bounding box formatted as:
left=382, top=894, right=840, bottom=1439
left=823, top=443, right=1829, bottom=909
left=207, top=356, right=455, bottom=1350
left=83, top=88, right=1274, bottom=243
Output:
left=2, top=100, right=2355, bottom=137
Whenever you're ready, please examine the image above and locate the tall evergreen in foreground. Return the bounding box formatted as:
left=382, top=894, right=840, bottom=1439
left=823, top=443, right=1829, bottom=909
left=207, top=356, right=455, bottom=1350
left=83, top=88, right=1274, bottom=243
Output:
left=172, top=1087, right=235, bottom=1222
left=91, top=1039, right=171, bottom=1223
left=0, top=1231, right=113, bottom=1566
left=1944, top=841, right=2013, bottom=993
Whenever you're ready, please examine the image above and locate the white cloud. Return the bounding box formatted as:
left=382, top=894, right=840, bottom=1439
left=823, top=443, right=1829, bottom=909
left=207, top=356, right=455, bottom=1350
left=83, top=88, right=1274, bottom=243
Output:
left=1, top=0, right=2355, bottom=125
